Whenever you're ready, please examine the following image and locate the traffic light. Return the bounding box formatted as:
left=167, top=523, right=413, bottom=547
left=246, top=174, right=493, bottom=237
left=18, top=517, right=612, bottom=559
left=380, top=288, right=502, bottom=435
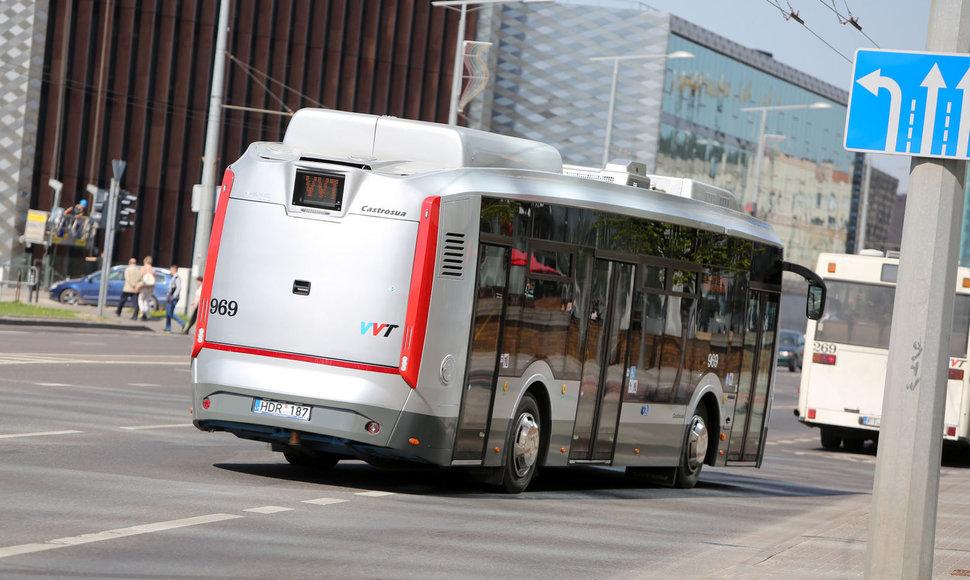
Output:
left=117, top=190, right=137, bottom=229
left=86, top=184, right=108, bottom=228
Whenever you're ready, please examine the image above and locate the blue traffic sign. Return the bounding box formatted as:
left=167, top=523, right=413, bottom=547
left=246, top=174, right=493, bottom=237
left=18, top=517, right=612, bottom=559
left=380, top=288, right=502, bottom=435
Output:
left=845, top=48, right=970, bottom=160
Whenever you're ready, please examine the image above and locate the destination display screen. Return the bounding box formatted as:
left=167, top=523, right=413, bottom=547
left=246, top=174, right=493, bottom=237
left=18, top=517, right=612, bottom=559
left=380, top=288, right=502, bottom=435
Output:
left=293, top=169, right=344, bottom=211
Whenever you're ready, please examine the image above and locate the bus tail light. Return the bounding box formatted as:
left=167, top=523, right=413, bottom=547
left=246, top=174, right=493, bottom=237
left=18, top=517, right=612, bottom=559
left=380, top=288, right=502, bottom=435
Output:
left=192, top=167, right=235, bottom=359
left=813, top=353, right=837, bottom=365
left=947, top=426, right=957, bottom=437
left=807, top=409, right=817, bottom=419
left=400, top=196, right=441, bottom=388
left=949, top=368, right=965, bottom=380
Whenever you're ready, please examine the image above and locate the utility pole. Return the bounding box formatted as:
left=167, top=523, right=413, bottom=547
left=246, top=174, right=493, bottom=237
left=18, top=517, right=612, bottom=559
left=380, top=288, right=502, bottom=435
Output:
left=191, top=0, right=230, bottom=281
left=97, top=160, right=125, bottom=319
left=856, top=155, right=872, bottom=252
left=865, top=1, right=970, bottom=578
left=41, top=179, right=63, bottom=290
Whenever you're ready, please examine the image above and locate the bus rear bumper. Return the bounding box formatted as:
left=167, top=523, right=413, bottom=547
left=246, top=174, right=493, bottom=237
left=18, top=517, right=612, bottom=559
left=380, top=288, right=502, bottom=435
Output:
left=191, top=349, right=455, bottom=465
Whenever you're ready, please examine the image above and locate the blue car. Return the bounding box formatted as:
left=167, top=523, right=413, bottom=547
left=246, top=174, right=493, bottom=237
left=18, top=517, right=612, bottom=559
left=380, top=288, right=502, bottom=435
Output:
left=48, top=265, right=171, bottom=312
left=777, top=329, right=805, bottom=372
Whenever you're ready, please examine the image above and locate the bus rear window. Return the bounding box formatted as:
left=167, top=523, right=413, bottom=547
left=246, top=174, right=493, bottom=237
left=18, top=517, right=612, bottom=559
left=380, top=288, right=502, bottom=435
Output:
left=951, top=295, right=970, bottom=358
left=815, top=280, right=894, bottom=349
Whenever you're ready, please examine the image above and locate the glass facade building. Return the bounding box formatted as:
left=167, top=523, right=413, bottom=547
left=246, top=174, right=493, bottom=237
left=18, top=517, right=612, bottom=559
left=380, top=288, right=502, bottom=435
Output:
left=467, top=2, right=858, bottom=269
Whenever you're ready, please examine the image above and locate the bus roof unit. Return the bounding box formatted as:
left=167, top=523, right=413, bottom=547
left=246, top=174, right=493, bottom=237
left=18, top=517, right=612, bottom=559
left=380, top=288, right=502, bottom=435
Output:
left=563, top=161, right=741, bottom=212
left=646, top=175, right=742, bottom=212
left=282, top=109, right=563, bottom=173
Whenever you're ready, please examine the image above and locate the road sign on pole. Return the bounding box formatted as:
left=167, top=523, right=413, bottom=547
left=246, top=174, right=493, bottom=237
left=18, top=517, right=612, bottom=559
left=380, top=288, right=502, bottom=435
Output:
left=845, top=48, right=970, bottom=159
left=858, top=5, right=970, bottom=577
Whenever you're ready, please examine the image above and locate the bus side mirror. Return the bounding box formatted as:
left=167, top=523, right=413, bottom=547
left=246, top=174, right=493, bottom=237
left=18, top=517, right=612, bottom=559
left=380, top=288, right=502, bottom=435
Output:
left=806, top=281, right=826, bottom=321
left=780, top=260, right=827, bottom=320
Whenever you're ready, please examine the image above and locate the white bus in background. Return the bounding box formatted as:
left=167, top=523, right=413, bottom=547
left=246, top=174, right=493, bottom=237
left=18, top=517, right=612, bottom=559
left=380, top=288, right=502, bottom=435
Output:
left=796, top=251, right=970, bottom=451
left=190, top=109, right=825, bottom=493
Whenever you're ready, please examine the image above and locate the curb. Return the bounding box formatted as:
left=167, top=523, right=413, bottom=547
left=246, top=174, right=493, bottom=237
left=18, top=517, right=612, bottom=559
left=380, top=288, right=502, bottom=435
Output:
left=0, top=316, right=156, bottom=332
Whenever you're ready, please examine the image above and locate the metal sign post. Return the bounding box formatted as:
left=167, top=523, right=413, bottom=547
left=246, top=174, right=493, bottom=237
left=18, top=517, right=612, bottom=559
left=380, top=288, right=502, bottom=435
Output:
left=854, top=2, right=970, bottom=578
left=96, top=160, right=126, bottom=319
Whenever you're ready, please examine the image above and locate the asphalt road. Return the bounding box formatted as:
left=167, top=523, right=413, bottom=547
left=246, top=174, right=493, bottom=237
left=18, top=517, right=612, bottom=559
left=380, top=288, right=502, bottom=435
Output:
left=0, top=324, right=946, bottom=579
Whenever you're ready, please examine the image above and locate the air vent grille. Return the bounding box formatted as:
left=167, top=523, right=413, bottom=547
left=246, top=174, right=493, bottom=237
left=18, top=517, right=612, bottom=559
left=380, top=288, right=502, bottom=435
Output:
left=439, top=232, right=466, bottom=278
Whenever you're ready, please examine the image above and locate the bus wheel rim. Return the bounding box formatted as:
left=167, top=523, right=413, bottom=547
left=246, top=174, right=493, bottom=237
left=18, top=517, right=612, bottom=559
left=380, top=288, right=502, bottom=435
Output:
left=687, top=415, right=708, bottom=471
left=512, top=412, right=539, bottom=477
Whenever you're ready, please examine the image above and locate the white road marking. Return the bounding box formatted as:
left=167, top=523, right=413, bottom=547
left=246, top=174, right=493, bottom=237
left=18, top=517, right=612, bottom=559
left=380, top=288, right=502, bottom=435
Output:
left=0, top=513, right=243, bottom=560
left=0, top=353, right=187, bottom=366
left=354, top=491, right=395, bottom=497
left=0, top=430, right=83, bottom=439
left=119, top=423, right=193, bottom=431
left=302, top=498, right=348, bottom=506
left=34, top=383, right=72, bottom=387
left=128, top=383, right=160, bottom=387
left=244, top=506, right=293, bottom=514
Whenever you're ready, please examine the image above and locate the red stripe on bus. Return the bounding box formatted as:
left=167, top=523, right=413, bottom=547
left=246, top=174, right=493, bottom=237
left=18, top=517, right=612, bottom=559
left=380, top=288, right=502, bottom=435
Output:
left=192, top=168, right=235, bottom=359
left=399, top=196, right=441, bottom=388
left=200, top=342, right=400, bottom=374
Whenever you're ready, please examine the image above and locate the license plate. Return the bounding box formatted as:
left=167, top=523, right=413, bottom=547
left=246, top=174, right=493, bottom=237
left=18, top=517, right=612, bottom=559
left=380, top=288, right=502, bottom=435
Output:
left=252, top=398, right=311, bottom=421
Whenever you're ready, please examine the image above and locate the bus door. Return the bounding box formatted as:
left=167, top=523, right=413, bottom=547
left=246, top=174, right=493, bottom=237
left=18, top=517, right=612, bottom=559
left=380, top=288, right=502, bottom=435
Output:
left=454, top=244, right=509, bottom=461
left=727, top=290, right=779, bottom=465
left=570, top=259, right=635, bottom=461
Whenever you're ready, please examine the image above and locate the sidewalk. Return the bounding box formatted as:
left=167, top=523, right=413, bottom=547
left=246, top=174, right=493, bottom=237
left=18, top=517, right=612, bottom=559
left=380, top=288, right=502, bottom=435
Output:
left=0, top=290, right=190, bottom=333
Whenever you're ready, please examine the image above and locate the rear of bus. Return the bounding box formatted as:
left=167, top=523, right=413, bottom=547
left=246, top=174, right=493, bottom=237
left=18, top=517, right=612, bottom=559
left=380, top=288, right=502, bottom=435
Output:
left=190, top=109, right=562, bottom=468
left=797, top=253, right=896, bottom=450
left=798, top=253, right=970, bottom=449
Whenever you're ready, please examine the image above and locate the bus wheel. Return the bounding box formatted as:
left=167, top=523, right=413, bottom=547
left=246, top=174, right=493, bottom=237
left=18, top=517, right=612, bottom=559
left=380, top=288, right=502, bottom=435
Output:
left=842, top=435, right=865, bottom=452
left=820, top=427, right=841, bottom=450
left=501, top=393, right=541, bottom=494
left=283, top=448, right=339, bottom=470
left=674, top=406, right=709, bottom=489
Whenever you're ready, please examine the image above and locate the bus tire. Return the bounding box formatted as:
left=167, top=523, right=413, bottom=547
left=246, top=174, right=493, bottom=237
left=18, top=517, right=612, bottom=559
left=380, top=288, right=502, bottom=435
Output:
left=674, top=406, right=709, bottom=489
left=842, top=435, right=865, bottom=452
left=820, top=427, right=841, bottom=450
left=500, top=393, right=541, bottom=494
left=282, top=448, right=339, bottom=470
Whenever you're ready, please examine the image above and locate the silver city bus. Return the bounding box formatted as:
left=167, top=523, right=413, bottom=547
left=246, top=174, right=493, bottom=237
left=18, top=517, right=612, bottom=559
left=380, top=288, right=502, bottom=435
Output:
left=191, top=109, right=824, bottom=492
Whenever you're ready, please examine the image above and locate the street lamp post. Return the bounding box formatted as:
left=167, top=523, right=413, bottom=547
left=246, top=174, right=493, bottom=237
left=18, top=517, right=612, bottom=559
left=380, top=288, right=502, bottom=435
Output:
left=740, top=101, right=832, bottom=216
left=433, top=0, right=551, bottom=126
left=591, top=51, right=694, bottom=167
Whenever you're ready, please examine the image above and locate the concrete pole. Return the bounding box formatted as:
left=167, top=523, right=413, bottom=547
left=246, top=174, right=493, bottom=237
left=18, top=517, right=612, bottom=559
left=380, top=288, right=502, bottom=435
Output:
left=96, top=177, right=118, bottom=319
left=865, top=2, right=970, bottom=578
left=191, top=0, right=230, bottom=280
left=447, top=4, right=468, bottom=126
left=856, top=155, right=872, bottom=252
left=750, top=109, right=767, bottom=214
left=601, top=59, right=620, bottom=168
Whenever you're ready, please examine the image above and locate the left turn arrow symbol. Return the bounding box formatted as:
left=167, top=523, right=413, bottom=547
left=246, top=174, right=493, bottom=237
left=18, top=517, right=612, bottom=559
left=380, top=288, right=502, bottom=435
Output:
left=858, top=68, right=903, bottom=152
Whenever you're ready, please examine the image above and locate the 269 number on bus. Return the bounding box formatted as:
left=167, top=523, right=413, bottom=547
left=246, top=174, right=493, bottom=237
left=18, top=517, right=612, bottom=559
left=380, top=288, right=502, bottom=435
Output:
left=814, top=342, right=837, bottom=354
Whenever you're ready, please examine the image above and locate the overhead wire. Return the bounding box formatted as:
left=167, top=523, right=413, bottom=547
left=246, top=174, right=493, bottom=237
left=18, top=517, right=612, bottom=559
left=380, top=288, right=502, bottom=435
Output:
left=817, top=0, right=881, bottom=47
left=763, top=0, right=854, bottom=64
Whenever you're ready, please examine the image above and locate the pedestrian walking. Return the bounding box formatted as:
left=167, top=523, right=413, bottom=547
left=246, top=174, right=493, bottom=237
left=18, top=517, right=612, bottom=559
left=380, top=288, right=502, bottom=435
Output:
left=136, top=256, right=155, bottom=320
left=183, top=275, right=203, bottom=335
left=163, top=265, right=186, bottom=333
left=116, top=258, right=142, bottom=319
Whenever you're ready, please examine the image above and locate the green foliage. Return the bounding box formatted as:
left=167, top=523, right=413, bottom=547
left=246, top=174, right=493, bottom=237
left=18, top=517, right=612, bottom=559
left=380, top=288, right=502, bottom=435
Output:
left=0, top=301, right=80, bottom=319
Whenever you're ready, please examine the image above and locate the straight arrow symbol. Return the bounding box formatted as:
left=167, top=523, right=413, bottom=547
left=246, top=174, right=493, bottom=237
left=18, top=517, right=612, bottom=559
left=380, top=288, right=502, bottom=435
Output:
left=857, top=69, right=902, bottom=152
left=921, top=64, right=946, bottom=155
left=956, top=67, right=970, bottom=157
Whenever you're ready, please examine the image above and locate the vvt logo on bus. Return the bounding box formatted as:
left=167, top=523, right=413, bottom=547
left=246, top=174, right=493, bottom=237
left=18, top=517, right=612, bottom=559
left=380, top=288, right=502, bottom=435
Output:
left=361, top=321, right=400, bottom=338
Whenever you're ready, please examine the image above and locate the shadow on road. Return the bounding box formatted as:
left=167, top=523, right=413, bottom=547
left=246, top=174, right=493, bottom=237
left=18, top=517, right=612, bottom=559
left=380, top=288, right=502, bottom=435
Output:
left=213, top=460, right=863, bottom=500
